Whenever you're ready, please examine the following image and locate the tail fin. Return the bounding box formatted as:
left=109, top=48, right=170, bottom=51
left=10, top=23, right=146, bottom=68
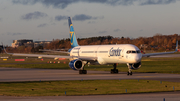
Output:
left=68, top=17, right=79, bottom=48
left=175, top=40, right=178, bottom=51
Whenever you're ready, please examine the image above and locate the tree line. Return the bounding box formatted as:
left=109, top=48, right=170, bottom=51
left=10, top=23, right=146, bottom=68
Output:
left=4, top=34, right=180, bottom=53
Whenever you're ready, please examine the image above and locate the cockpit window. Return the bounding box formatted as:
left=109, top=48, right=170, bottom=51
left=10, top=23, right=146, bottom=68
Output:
left=127, top=51, right=131, bottom=54
left=126, top=50, right=141, bottom=54
left=132, top=51, right=136, bottom=53
left=137, top=50, right=141, bottom=53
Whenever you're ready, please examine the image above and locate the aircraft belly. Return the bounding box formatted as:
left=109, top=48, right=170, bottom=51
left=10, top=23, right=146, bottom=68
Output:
left=103, top=57, right=125, bottom=64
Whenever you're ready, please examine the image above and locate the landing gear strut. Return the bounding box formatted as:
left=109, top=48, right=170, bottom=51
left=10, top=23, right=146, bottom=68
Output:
left=111, top=63, right=118, bottom=74
left=127, top=69, right=132, bottom=75
left=77, top=61, right=87, bottom=74
left=79, top=63, right=87, bottom=74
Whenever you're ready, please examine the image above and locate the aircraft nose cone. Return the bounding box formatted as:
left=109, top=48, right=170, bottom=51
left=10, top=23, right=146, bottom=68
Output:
left=135, top=55, right=141, bottom=62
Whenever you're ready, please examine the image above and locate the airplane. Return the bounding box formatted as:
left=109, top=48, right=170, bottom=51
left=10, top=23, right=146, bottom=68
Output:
left=4, top=17, right=178, bottom=75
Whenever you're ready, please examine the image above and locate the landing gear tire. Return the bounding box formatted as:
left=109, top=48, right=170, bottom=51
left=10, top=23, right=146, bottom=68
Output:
left=127, top=71, right=132, bottom=75
left=111, top=69, right=118, bottom=74
left=111, top=63, right=118, bottom=74
left=79, top=70, right=87, bottom=74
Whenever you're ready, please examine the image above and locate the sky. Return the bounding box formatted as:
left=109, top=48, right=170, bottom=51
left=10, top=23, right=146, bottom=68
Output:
left=0, top=0, right=180, bottom=46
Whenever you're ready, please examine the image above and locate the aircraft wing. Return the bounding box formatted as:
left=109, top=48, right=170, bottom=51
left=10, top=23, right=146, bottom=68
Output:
left=5, top=52, right=97, bottom=61
left=142, top=41, right=178, bottom=57
left=142, top=51, right=176, bottom=57
left=3, top=46, right=97, bottom=61
left=39, top=49, right=70, bottom=54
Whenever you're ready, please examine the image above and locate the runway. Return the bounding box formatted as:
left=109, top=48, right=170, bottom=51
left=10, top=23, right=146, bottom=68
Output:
left=1, top=67, right=180, bottom=82
left=1, top=92, right=180, bottom=101
left=1, top=67, right=180, bottom=101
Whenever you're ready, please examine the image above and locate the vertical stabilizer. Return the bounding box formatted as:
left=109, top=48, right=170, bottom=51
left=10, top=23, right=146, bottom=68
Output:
left=68, top=17, right=79, bottom=48
left=175, top=41, right=178, bottom=51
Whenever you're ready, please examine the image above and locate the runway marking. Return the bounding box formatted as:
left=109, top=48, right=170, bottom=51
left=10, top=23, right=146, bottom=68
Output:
left=136, top=76, right=157, bottom=78
left=39, top=71, right=50, bottom=73
left=86, top=74, right=120, bottom=77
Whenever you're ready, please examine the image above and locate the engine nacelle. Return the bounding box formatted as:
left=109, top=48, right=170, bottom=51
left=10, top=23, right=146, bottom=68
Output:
left=69, top=59, right=84, bottom=70
left=127, top=62, right=141, bottom=70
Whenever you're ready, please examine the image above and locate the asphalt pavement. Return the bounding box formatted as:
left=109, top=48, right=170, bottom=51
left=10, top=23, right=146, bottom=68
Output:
left=1, top=67, right=180, bottom=82
left=1, top=67, right=180, bottom=101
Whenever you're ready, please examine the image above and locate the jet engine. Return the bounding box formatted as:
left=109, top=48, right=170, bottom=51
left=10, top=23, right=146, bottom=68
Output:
left=69, top=59, right=84, bottom=70
left=127, top=62, right=141, bottom=70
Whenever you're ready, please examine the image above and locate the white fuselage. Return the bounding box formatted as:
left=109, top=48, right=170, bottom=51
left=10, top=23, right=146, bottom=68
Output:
left=70, top=44, right=142, bottom=64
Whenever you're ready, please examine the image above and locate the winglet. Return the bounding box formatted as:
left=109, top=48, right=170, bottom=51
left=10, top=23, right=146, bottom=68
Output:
left=175, top=40, right=178, bottom=52
left=2, top=44, right=13, bottom=55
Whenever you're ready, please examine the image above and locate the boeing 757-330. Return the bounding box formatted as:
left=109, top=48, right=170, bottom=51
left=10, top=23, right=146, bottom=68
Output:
left=4, top=17, right=178, bottom=75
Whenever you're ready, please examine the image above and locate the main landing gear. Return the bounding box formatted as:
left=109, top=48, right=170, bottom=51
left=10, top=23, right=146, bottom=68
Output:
left=78, top=63, right=132, bottom=75
left=111, top=63, right=119, bottom=74
left=79, top=67, right=87, bottom=74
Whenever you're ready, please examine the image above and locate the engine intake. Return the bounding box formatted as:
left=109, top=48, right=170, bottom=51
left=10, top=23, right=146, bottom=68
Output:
left=127, top=62, right=141, bottom=70
left=69, top=59, right=84, bottom=70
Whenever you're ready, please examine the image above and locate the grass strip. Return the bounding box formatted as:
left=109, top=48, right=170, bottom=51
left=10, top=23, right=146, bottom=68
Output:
left=0, top=57, right=180, bottom=74
left=0, top=80, right=180, bottom=96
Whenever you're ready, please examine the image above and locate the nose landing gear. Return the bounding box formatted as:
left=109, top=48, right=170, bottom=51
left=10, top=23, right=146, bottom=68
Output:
left=127, top=69, right=132, bottom=75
